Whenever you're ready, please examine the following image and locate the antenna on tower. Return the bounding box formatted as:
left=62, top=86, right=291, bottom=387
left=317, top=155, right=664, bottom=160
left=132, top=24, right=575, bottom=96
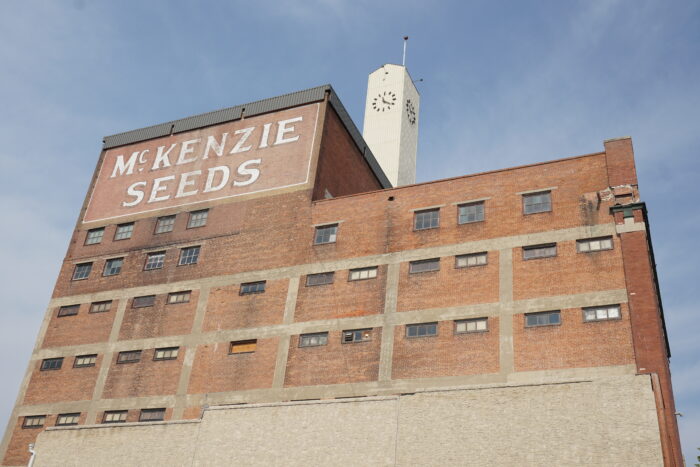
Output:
left=402, top=36, right=408, bottom=66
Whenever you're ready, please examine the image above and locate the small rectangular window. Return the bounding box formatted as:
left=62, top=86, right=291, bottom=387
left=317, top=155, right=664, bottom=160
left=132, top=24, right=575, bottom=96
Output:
left=240, top=281, right=266, bottom=295
left=458, top=202, right=484, bottom=224
left=72, top=262, right=92, bottom=280
left=22, top=416, right=46, bottom=429
left=525, top=310, right=561, bottom=327
left=56, top=413, right=80, bottom=426
left=523, top=191, right=552, bottom=214
left=144, top=251, right=166, bottom=270
left=229, top=339, right=257, bottom=354
left=455, top=252, right=487, bottom=268
left=114, top=222, right=134, bottom=240
left=57, top=305, right=79, bottom=317
left=348, top=267, right=378, bottom=281
left=583, top=305, right=621, bottom=322
left=342, top=329, right=371, bottom=343
left=153, top=347, right=179, bottom=360
left=523, top=243, right=557, bottom=260
left=132, top=295, right=156, bottom=308
left=84, top=228, right=104, bottom=245
left=455, top=318, right=488, bottom=333
left=306, top=272, right=334, bottom=286
left=409, top=258, right=440, bottom=274
left=41, top=358, right=63, bottom=371
left=117, top=350, right=142, bottom=364
left=406, top=322, right=438, bottom=337
left=102, top=410, right=128, bottom=424
left=155, top=215, right=176, bottom=234
left=314, top=224, right=338, bottom=244
left=103, top=257, right=124, bottom=277
left=73, top=354, right=97, bottom=368
left=179, top=246, right=200, bottom=265
left=577, top=236, right=614, bottom=253
left=299, top=332, right=328, bottom=347
left=414, top=208, right=440, bottom=230
left=187, top=209, right=209, bottom=228
left=90, top=300, right=112, bottom=313
left=139, top=408, right=165, bottom=422
left=167, top=291, right=191, bottom=304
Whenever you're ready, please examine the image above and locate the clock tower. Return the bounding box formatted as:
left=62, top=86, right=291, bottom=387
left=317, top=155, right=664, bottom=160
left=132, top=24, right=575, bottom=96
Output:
left=362, top=64, right=420, bottom=187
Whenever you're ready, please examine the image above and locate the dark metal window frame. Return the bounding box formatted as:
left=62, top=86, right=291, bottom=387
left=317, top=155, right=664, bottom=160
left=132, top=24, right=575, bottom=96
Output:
left=178, top=246, right=201, bottom=266
left=55, top=413, right=80, bottom=426
left=22, top=416, right=46, bottom=429
left=342, top=329, right=372, bottom=343
left=306, top=272, right=334, bottom=286
left=144, top=251, right=166, bottom=271
left=348, top=266, right=378, bottom=281
left=240, top=281, right=266, bottom=295
left=132, top=295, right=156, bottom=308
left=187, top=209, right=209, bottom=229
left=458, top=201, right=485, bottom=224
left=40, top=357, right=63, bottom=371
left=57, top=305, right=79, bottom=317
left=102, top=410, right=128, bottom=424
left=139, top=408, right=166, bottom=422
left=73, top=354, right=97, bottom=368
left=455, top=252, right=488, bottom=268
left=155, top=215, right=176, bottom=234
left=314, top=224, right=338, bottom=245
left=84, top=227, right=105, bottom=245
left=114, top=222, right=135, bottom=241
left=229, top=339, right=258, bottom=354
left=522, top=191, right=552, bottom=215
left=522, top=243, right=557, bottom=260
left=72, top=262, right=92, bottom=281
left=103, top=257, right=124, bottom=277
left=582, top=304, right=622, bottom=322
left=577, top=236, right=614, bottom=253
left=299, top=332, right=329, bottom=347
left=525, top=310, right=561, bottom=327
left=409, top=258, right=440, bottom=274
left=414, top=208, right=440, bottom=231
left=406, top=322, right=438, bottom=338
left=89, top=300, right=112, bottom=313
left=153, top=347, right=179, bottom=361
left=454, top=318, right=489, bottom=334
left=167, top=291, right=191, bottom=304
left=117, top=350, right=142, bottom=364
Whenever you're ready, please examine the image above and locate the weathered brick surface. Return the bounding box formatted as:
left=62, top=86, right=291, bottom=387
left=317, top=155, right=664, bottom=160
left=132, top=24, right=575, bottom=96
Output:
left=294, top=267, right=386, bottom=322
left=42, top=303, right=115, bottom=348
left=513, top=305, right=635, bottom=371
left=3, top=416, right=55, bottom=466
left=187, top=339, right=278, bottom=394
left=23, top=355, right=102, bottom=405
left=118, top=292, right=197, bottom=341
left=102, top=348, right=183, bottom=399
left=396, top=256, right=499, bottom=312
left=203, top=280, right=288, bottom=332
left=604, top=137, right=638, bottom=187
left=284, top=330, right=381, bottom=387
left=391, top=319, right=500, bottom=379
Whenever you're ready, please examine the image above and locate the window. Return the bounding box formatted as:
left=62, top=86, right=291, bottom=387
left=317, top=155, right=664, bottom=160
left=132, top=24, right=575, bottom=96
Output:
left=40, top=358, right=63, bottom=371
left=117, top=350, right=142, bottom=363
left=583, top=305, right=621, bottom=322
left=523, top=243, right=557, bottom=260
left=406, top=322, right=438, bottom=337
left=523, top=191, right=552, bottom=214
left=179, top=246, right=200, bottom=265
left=348, top=267, right=378, bottom=281
left=72, top=262, right=92, bottom=280
left=342, top=329, right=371, bottom=343
left=306, top=272, right=334, bottom=286
left=114, top=222, right=134, bottom=240
left=314, top=224, right=338, bottom=244
left=22, top=416, right=45, bottom=429
left=84, top=228, right=104, bottom=245
left=167, top=291, right=191, bottom=304
left=240, top=281, right=266, bottom=295
left=577, top=236, right=613, bottom=253
left=455, top=318, right=488, bottom=333
left=90, top=300, right=112, bottom=313
left=56, top=413, right=79, bottom=426
left=57, top=305, right=79, bottom=317
left=187, top=209, right=209, bottom=228
left=132, top=295, right=155, bottom=308
left=153, top=347, right=179, bottom=360
left=455, top=252, right=487, bottom=268
left=155, top=215, right=176, bottom=234
left=139, top=408, right=165, bottom=422
left=299, top=332, right=328, bottom=347
left=73, top=354, right=97, bottom=368
left=229, top=340, right=257, bottom=354
left=458, top=202, right=484, bottom=224
left=144, top=251, right=166, bottom=270
left=409, top=258, right=440, bottom=274
left=525, top=310, right=561, bottom=327
left=103, top=257, right=124, bottom=276
left=102, top=410, right=127, bottom=424
left=414, top=208, right=440, bottom=230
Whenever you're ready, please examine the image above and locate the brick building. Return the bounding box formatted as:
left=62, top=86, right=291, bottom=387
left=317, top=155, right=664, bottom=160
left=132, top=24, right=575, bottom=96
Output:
left=0, top=74, right=683, bottom=465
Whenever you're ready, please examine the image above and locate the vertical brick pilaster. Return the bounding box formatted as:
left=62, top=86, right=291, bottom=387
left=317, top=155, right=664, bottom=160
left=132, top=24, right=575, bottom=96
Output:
left=604, top=137, right=638, bottom=188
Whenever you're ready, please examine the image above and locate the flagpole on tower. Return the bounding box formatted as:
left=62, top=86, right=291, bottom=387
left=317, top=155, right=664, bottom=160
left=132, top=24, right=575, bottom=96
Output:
left=402, top=36, right=408, bottom=66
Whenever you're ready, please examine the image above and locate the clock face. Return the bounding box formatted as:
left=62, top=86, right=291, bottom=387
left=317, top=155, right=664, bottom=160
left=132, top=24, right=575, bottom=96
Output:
left=405, top=99, right=417, bottom=125
left=372, top=91, right=397, bottom=112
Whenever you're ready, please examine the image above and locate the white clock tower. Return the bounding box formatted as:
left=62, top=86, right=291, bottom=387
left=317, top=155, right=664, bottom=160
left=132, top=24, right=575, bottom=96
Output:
left=362, top=64, right=420, bottom=187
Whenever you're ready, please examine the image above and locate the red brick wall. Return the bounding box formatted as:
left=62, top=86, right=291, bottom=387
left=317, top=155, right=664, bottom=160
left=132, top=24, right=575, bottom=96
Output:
left=23, top=355, right=103, bottom=405
left=203, top=280, right=288, bottom=332
left=118, top=292, right=198, bottom=341
left=42, top=302, right=116, bottom=348
left=102, top=348, right=183, bottom=399
left=604, top=137, right=638, bottom=187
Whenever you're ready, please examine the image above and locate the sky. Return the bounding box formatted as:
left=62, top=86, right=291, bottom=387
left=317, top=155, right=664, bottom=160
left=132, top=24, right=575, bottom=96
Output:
left=0, top=0, right=698, bottom=461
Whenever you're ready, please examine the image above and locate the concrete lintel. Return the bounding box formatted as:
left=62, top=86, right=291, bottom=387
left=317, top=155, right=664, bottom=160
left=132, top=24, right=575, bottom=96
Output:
left=616, top=222, right=646, bottom=234
left=515, top=186, right=558, bottom=195
left=450, top=197, right=492, bottom=206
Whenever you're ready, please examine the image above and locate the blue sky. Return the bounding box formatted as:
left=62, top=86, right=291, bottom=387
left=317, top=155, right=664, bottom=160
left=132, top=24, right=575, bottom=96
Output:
left=1, top=0, right=698, bottom=460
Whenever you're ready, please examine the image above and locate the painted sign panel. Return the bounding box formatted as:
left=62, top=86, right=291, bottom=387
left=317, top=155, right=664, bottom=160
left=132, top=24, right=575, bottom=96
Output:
left=83, top=103, right=320, bottom=223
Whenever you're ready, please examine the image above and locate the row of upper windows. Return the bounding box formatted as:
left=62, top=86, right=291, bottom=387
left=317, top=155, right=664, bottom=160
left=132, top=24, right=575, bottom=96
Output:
left=22, top=408, right=166, bottom=429
left=57, top=291, right=192, bottom=318
left=39, top=347, right=180, bottom=372
left=83, top=210, right=209, bottom=246
left=70, top=246, right=200, bottom=281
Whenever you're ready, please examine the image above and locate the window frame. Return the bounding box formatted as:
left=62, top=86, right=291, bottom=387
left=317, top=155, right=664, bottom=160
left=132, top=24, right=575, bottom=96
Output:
left=187, top=209, right=209, bottom=229
left=155, top=215, right=176, bottom=234
left=406, top=322, right=438, bottom=338
left=522, top=191, right=552, bottom=215
left=132, top=295, right=156, bottom=308
left=55, top=413, right=80, bottom=426
left=167, top=291, right=191, bottom=304
left=455, top=252, right=488, bottom=268
left=313, top=224, right=338, bottom=245
left=114, top=222, right=135, bottom=241
left=72, top=262, right=92, bottom=281
left=229, top=339, right=258, bottom=354
left=178, top=246, right=201, bottom=266
left=144, top=251, right=166, bottom=271
left=577, top=236, right=614, bottom=253
left=139, top=408, right=165, bottom=422
left=525, top=310, right=561, bottom=328
left=89, top=300, right=112, bottom=313
left=153, top=347, right=179, bottom=361
left=409, top=258, right=440, bottom=274
left=582, top=304, right=622, bottom=322
left=305, top=272, right=334, bottom=286
left=413, top=208, right=440, bottom=231
left=84, top=227, right=104, bottom=245
left=522, top=243, right=557, bottom=260
left=57, top=305, right=79, bottom=317
left=73, top=354, right=97, bottom=368
left=348, top=266, right=378, bottom=281
left=299, top=332, right=329, bottom=348
left=22, top=416, right=46, bottom=429
left=102, top=257, right=124, bottom=277
left=240, top=281, right=266, bottom=295
left=102, top=410, right=128, bottom=424
left=117, top=350, right=142, bottom=364
left=457, top=201, right=485, bottom=224
left=342, top=329, right=372, bottom=344
left=40, top=357, right=63, bottom=371
left=454, top=318, right=489, bottom=334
